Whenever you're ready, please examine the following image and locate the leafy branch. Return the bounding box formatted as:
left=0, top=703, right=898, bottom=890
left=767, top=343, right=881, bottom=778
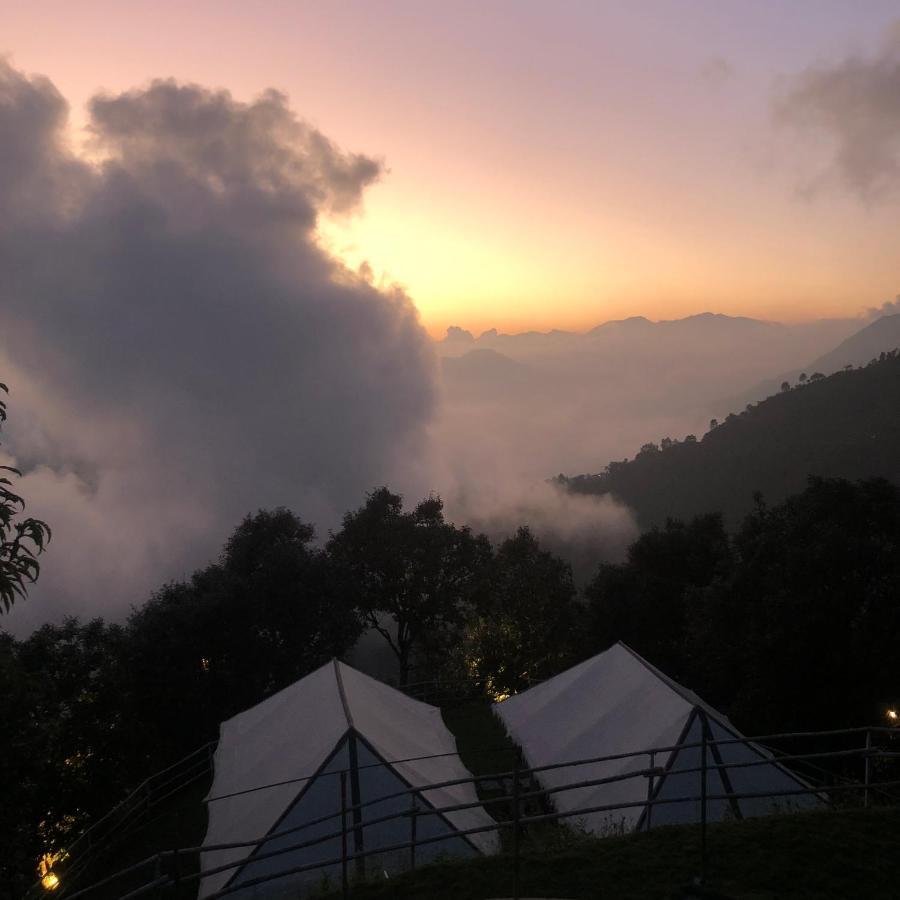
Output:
left=0, top=383, right=51, bottom=612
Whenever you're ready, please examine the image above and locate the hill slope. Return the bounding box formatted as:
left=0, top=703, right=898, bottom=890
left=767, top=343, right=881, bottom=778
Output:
left=730, top=313, right=900, bottom=410
left=561, top=351, right=900, bottom=529
left=807, top=313, right=900, bottom=374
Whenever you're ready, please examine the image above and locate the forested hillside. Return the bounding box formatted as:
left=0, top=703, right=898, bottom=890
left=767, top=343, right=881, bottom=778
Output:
left=561, top=350, right=900, bottom=529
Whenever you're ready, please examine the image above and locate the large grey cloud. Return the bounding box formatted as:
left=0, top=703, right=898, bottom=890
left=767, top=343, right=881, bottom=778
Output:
left=0, top=62, right=437, bottom=631
left=775, top=25, right=900, bottom=202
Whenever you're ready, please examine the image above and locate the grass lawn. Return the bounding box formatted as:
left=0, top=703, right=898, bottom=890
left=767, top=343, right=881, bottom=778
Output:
left=319, top=805, right=900, bottom=900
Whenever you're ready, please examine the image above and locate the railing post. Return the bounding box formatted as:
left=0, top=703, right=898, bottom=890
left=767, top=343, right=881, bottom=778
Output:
left=153, top=853, right=163, bottom=900
left=864, top=729, right=871, bottom=809
left=512, top=759, right=521, bottom=900
left=645, top=751, right=655, bottom=832
left=409, top=794, right=418, bottom=872
left=700, top=714, right=708, bottom=884
left=340, top=770, right=349, bottom=900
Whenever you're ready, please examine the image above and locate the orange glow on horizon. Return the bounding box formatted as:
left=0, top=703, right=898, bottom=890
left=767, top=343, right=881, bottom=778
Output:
left=6, top=2, right=899, bottom=340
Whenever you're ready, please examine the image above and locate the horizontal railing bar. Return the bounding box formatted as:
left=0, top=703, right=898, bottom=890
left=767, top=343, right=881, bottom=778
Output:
left=65, top=742, right=216, bottom=855
left=57, top=855, right=161, bottom=900
left=116, top=875, right=173, bottom=900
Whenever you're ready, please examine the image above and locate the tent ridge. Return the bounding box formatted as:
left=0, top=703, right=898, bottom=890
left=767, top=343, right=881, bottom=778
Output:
left=615, top=641, right=720, bottom=720
left=333, top=658, right=355, bottom=729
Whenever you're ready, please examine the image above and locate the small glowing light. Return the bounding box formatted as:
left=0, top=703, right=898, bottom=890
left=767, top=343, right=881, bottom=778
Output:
left=200, top=657, right=210, bottom=672
left=38, top=851, right=66, bottom=891
left=888, top=709, right=899, bottom=721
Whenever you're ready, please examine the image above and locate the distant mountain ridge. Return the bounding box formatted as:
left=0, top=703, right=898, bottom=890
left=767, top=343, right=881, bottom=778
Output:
left=560, top=350, right=900, bottom=529
left=437, top=311, right=847, bottom=356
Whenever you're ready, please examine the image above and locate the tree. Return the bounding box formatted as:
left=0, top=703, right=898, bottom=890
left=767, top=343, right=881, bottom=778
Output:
left=798, top=373, right=807, bottom=384
left=327, top=488, right=492, bottom=685
left=0, top=383, right=51, bottom=612
left=688, top=477, right=900, bottom=733
left=463, top=527, right=579, bottom=697
left=583, top=513, right=732, bottom=681
left=0, top=619, right=128, bottom=891
left=126, top=508, right=361, bottom=766
left=780, top=381, right=791, bottom=392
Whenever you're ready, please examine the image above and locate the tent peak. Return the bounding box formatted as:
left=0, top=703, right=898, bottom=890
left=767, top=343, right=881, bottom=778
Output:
left=333, top=658, right=355, bottom=729
left=613, top=642, right=724, bottom=723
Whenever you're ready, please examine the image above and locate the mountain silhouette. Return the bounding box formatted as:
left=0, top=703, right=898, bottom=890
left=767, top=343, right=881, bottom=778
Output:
left=561, top=350, right=900, bottom=529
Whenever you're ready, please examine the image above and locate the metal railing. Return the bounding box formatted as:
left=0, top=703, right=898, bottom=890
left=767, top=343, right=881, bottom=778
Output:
left=48, top=743, right=217, bottom=895
left=49, top=723, right=900, bottom=900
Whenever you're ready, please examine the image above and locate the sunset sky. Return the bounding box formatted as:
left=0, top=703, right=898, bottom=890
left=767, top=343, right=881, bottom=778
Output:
left=5, top=0, right=899, bottom=336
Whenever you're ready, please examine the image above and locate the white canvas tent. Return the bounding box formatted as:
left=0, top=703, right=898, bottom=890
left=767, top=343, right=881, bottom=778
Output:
left=494, top=642, right=821, bottom=836
left=200, top=660, right=498, bottom=899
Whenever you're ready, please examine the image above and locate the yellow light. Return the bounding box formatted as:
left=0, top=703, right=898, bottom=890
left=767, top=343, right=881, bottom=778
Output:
left=38, top=850, right=67, bottom=890
left=888, top=709, right=899, bottom=721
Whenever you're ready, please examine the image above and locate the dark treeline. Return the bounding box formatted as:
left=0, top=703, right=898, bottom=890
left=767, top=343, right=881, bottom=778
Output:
left=3, top=477, right=900, bottom=891
left=560, top=349, right=900, bottom=529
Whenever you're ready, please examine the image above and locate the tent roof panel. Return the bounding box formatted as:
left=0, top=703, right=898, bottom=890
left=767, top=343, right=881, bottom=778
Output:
left=337, top=662, right=498, bottom=855
left=494, top=643, right=819, bottom=833
left=202, top=661, right=350, bottom=897
left=201, top=659, right=497, bottom=897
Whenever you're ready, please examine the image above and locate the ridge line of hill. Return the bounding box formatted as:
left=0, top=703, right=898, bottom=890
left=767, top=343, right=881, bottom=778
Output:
left=559, top=349, right=900, bottom=529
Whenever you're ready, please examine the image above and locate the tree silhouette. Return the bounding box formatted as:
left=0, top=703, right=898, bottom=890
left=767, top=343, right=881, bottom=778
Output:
left=328, top=488, right=492, bottom=684
left=0, top=384, right=51, bottom=612
left=463, top=527, right=578, bottom=697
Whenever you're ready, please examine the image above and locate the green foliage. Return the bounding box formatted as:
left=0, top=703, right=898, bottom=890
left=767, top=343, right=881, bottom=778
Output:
left=464, top=527, right=580, bottom=697
left=0, top=383, right=51, bottom=612
left=584, top=514, right=731, bottom=681
left=583, top=477, right=900, bottom=736
left=327, top=488, right=493, bottom=684
left=0, top=619, right=128, bottom=892
left=689, top=476, right=900, bottom=732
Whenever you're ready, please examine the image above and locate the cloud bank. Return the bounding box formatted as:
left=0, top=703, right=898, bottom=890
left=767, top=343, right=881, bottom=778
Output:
left=775, top=23, right=900, bottom=202
left=0, top=62, right=437, bottom=632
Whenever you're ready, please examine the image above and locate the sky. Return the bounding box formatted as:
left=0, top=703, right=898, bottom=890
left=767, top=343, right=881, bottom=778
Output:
left=4, top=0, right=900, bottom=337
